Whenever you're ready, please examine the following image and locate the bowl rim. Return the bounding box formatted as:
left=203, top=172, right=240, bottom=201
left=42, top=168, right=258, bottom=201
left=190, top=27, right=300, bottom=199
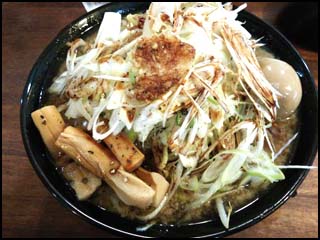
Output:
left=20, top=2, right=318, bottom=238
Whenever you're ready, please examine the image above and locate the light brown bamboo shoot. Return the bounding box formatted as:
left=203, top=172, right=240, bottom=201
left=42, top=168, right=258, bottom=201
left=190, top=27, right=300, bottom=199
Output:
left=56, top=126, right=120, bottom=177
left=103, top=133, right=144, bottom=172
left=135, top=168, right=169, bottom=207
left=31, top=105, right=66, bottom=158
left=105, top=167, right=156, bottom=209
left=62, top=162, right=102, bottom=200
left=56, top=126, right=155, bottom=209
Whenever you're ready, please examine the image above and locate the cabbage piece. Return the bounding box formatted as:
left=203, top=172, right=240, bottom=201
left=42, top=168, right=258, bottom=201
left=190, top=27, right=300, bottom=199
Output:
left=64, top=98, right=92, bottom=121
left=71, top=49, right=99, bottom=76
left=211, top=38, right=231, bottom=66
left=109, top=108, right=126, bottom=135
left=196, top=114, right=209, bottom=138
left=179, top=154, right=197, bottom=168
left=99, top=59, right=131, bottom=77
left=180, top=20, right=215, bottom=57
left=150, top=2, right=178, bottom=24
left=106, top=89, right=125, bottom=110
left=83, top=63, right=99, bottom=72
left=144, top=2, right=181, bottom=34
left=142, top=15, right=153, bottom=37
left=48, top=71, right=68, bottom=94
left=133, top=100, right=164, bottom=142
left=95, top=12, right=121, bottom=45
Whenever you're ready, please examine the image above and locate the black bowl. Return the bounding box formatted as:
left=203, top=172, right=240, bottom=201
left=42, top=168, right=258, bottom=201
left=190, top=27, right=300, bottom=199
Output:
left=20, top=2, right=318, bottom=238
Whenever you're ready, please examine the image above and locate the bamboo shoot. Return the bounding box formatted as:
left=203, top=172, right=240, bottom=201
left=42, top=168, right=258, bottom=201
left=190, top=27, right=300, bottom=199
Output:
left=62, top=162, right=102, bottom=200
left=56, top=126, right=155, bottom=209
left=103, top=132, right=145, bottom=172
left=135, top=168, right=169, bottom=207
left=31, top=105, right=66, bottom=158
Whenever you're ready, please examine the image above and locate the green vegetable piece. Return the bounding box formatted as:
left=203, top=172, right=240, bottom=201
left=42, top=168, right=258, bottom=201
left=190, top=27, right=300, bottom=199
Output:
left=127, top=128, right=138, bottom=143
left=189, top=118, right=195, bottom=128
left=247, top=166, right=285, bottom=183
left=129, top=70, right=136, bottom=84
left=175, top=112, right=183, bottom=126
left=159, top=145, right=168, bottom=170
left=82, top=96, right=88, bottom=103
left=208, top=96, right=218, bottom=105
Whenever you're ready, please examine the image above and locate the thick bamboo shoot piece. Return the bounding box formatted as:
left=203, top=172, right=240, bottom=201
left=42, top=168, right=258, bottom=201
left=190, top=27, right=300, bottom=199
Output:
left=62, top=162, right=102, bottom=200
left=56, top=126, right=155, bottom=209
left=56, top=126, right=120, bottom=177
left=31, top=105, right=66, bottom=158
left=32, top=106, right=100, bottom=200
left=103, top=133, right=145, bottom=172
left=135, top=168, right=169, bottom=207
left=105, top=167, right=157, bottom=208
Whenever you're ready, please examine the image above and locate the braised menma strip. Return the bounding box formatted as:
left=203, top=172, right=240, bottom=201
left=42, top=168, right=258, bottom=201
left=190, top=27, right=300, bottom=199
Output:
left=103, top=132, right=145, bottom=172
left=31, top=105, right=102, bottom=200
left=135, top=168, right=169, bottom=207
left=55, top=126, right=155, bottom=209
left=62, top=162, right=102, bottom=200
left=31, top=105, right=66, bottom=159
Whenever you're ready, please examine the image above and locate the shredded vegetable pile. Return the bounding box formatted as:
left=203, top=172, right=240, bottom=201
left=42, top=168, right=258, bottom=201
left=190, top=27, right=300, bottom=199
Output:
left=48, top=2, right=312, bottom=229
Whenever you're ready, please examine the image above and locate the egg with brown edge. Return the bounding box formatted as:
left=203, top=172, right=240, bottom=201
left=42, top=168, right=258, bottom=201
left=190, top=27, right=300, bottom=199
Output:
left=259, top=57, right=302, bottom=120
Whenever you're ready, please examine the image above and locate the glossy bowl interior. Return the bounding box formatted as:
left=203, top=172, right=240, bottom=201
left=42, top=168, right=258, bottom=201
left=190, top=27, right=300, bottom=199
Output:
left=20, top=2, right=318, bottom=238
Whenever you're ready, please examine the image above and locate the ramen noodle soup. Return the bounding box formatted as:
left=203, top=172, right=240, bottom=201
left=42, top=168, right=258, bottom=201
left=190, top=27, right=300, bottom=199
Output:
left=32, top=2, right=303, bottom=229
